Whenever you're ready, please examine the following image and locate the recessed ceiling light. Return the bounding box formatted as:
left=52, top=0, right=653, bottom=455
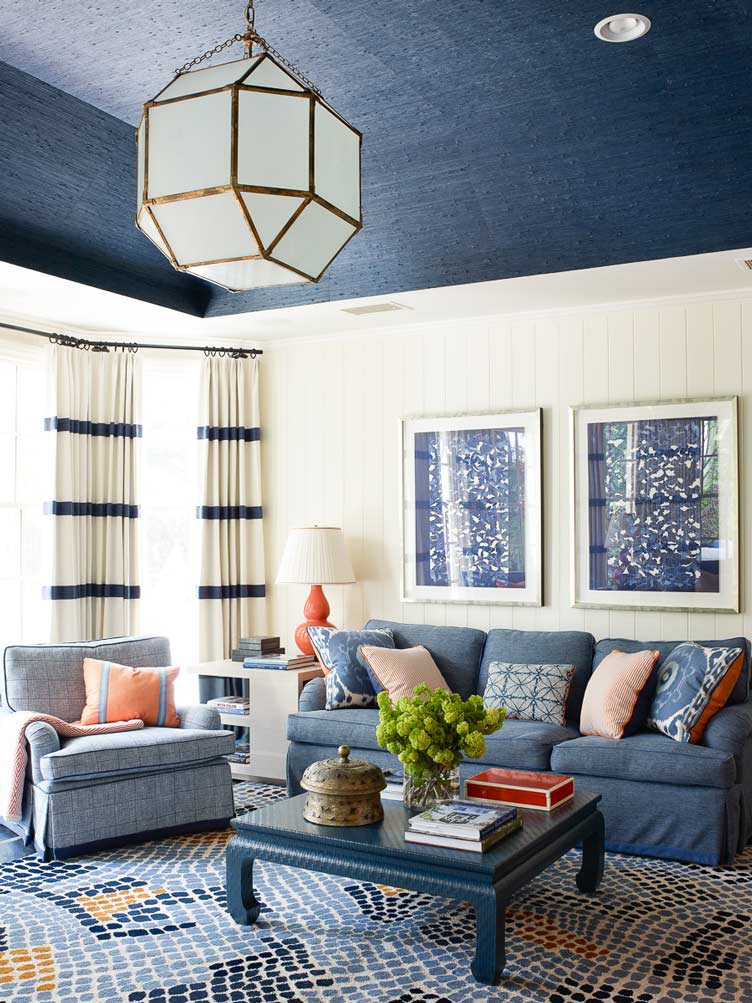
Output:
left=594, top=13, right=651, bottom=43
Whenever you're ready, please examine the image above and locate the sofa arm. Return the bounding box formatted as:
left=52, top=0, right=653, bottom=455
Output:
left=179, top=704, right=222, bottom=731
left=299, top=676, right=326, bottom=712
left=701, top=700, right=752, bottom=774
left=25, top=720, right=61, bottom=783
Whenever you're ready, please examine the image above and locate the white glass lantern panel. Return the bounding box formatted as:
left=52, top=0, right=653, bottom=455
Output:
left=136, top=118, right=146, bottom=210
left=243, top=55, right=305, bottom=92
left=152, top=192, right=259, bottom=266
left=237, top=91, right=309, bottom=190
left=147, top=91, right=232, bottom=199
left=153, top=56, right=261, bottom=102
left=271, top=201, right=356, bottom=278
left=240, top=192, right=305, bottom=248
left=137, top=208, right=172, bottom=261
left=188, top=258, right=309, bottom=290
left=314, top=103, right=360, bottom=220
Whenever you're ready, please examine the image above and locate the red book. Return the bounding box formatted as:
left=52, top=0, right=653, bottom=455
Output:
left=465, top=768, right=574, bottom=811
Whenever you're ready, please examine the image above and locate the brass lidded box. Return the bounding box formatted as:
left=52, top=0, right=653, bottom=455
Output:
left=301, top=746, right=385, bottom=826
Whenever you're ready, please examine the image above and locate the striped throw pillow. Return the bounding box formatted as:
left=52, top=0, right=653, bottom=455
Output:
left=80, top=658, right=180, bottom=727
left=358, top=644, right=450, bottom=702
left=580, top=649, right=660, bottom=740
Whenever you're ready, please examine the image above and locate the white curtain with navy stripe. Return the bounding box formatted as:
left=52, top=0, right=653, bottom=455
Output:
left=198, top=355, right=266, bottom=677
left=45, top=345, right=141, bottom=642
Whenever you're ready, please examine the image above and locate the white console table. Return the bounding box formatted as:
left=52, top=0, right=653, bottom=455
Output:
left=184, top=659, right=323, bottom=783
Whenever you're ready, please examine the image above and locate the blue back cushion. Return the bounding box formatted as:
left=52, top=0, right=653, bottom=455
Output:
left=364, top=619, right=486, bottom=699
left=593, top=637, right=750, bottom=706
left=479, top=629, right=595, bottom=725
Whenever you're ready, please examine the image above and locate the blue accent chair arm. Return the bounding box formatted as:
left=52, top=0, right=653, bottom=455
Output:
left=25, top=720, right=61, bottom=783
left=701, top=700, right=752, bottom=773
left=299, top=677, right=326, bottom=712
left=178, top=704, right=222, bottom=731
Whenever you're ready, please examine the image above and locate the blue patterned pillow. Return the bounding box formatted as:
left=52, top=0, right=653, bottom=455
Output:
left=483, top=662, right=575, bottom=726
left=307, top=626, right=335, bottom=671
left=324, top=629, right=395, bottom=710
left=647, top=642, right=744, bottom=743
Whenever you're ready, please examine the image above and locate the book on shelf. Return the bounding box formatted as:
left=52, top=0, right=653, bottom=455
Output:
left=465, top=768, right=575, bottom=811
left=232, top=646, right=284, bottom=662
left=405, top=817, right=522, bottom=852
left=408, top=801, right=517, bottom=840
left=239, top=635, right=281, bottom=650
left=207, top=696, right=249, bottom=711
left=242, top=653, right=316, bottom=670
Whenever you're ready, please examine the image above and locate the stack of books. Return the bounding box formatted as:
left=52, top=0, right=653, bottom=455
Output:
left=242, top=652, right=316, bottom=671
left=227, top=739, right=250, bottom=765
left=465, top=768, right=575, bottom=811
left=405, top=801, right=522, bottom=852
left=207, top=695, right=249, bottom=716
left=381, top=769, right=404, bottom=802
left=231, top=636, right=285, bottom=662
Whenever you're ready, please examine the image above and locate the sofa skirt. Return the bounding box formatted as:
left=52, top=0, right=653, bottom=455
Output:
left=287, top=742, right=747, bottom=865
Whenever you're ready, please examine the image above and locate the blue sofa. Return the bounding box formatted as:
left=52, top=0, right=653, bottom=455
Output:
left=287, top=619, right=752, bottom=865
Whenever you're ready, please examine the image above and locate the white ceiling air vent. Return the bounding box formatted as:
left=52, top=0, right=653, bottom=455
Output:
left=734, top=258, right=752, bottom=273
left=341, top=301, right=412, bottom=316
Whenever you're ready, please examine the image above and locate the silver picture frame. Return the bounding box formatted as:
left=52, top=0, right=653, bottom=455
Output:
left=570, top=396, right=739, bottom=613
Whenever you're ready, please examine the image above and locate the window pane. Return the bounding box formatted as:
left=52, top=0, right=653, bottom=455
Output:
left=0, top=507, right=21, bottom=577
left=16, top=365, right=45, bottom=434
left=0, top=434, right=14, bottom=503
left=16, top=433, right=48, bottom=505
left=0, top=579, right=22, bottom=648
left=0, top=362, right=16, bottom=433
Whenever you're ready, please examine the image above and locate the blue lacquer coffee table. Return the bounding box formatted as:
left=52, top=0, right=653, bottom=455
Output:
left=227, top=791, right=604, bottom=984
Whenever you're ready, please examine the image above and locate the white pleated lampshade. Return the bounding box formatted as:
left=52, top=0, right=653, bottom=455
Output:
left=275, top=526, right=355, bottom=585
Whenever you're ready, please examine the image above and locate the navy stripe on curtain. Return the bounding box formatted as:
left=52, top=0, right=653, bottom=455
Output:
left=196, top=505, right=263, bottom=520
left=197, top=584, right=266, bottom=600
left=44, top=417, right=143, bottom=437
left=43, top=584, right=142, bottom=600
left=44, top=502, right=141, bottom=518
left=197, top=425, right=260, bottom=442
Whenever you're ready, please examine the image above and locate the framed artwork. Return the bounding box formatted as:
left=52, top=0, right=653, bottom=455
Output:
left=400, top=410, right=542, bottom=606
left=570, top=397, right=739, bottom=612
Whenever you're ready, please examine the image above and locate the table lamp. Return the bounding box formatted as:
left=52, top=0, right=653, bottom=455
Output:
left=275, top=526, right=356, bottom=655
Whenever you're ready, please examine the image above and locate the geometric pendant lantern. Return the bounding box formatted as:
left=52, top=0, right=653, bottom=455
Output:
left=135, top=1, right=362, bottom=292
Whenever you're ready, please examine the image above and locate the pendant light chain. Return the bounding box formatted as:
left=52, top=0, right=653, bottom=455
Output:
left=173, top=0, right=321, bottom=94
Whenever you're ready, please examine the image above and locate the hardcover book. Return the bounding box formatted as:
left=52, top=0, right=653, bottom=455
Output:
left=404, top=817, right=523, bottom=852
left=408, top=801, right=517, bottom=839
left=465, top=768, right=575, bottom=811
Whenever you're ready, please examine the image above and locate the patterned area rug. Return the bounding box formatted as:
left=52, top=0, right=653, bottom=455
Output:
left=1, top=782, right=751, bottom=1003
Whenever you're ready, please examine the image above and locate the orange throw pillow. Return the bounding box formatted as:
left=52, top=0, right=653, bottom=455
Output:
left=80, top=658, right=180, bottom=727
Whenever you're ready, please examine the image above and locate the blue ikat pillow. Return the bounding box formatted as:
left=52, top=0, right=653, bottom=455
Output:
left=322, top=628, right=395, bottom=710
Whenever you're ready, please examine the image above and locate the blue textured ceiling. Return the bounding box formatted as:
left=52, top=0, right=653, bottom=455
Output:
left=0, top=1, right=751, bottom=318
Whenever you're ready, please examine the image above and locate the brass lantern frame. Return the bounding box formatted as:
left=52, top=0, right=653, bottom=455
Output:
left=135, top=51, right=363, bottom=291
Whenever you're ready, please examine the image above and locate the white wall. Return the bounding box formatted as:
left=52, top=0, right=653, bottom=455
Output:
left=261, top=293, right=752, bottom=651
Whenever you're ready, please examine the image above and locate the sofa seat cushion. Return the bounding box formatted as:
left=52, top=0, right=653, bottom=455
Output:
left=39, top=727, right=235, bottom=783
left=474, top=720, right=579, bottom=771
left=287, top=710, right=576, bottom=772
left=287, top=709, right=381, bottom=750
left=550, top=732, right=735, bottom=789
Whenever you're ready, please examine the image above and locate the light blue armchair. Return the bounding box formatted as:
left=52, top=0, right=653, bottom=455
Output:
left=2, top=635, right=235, bottom=859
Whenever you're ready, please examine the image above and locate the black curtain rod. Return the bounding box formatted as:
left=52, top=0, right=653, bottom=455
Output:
left=1, top=321, right=263, bottom=358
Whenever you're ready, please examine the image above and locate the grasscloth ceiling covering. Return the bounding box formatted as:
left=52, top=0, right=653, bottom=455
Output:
left=1, top=1, right=751, bottom=318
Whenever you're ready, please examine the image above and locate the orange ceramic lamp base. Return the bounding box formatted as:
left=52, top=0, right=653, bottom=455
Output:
left=294, top=584, right=335, bottom=655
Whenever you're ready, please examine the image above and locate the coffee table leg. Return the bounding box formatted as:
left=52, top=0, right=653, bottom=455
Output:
left=226, top=838, right=262, bottom=925
left=471, top=886, right=506, bottom=984
left=576, top=810, right=605, bottom=893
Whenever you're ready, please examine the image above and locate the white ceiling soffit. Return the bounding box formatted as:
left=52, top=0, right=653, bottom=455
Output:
left=1, top=248, right=752, bottom=347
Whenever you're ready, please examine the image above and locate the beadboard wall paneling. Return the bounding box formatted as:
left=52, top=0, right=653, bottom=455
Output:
left=261, top=297, right=752, bottom=651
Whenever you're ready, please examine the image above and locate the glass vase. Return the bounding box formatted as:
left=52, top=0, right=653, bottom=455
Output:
left=403, top=766, right=460, bottom=810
